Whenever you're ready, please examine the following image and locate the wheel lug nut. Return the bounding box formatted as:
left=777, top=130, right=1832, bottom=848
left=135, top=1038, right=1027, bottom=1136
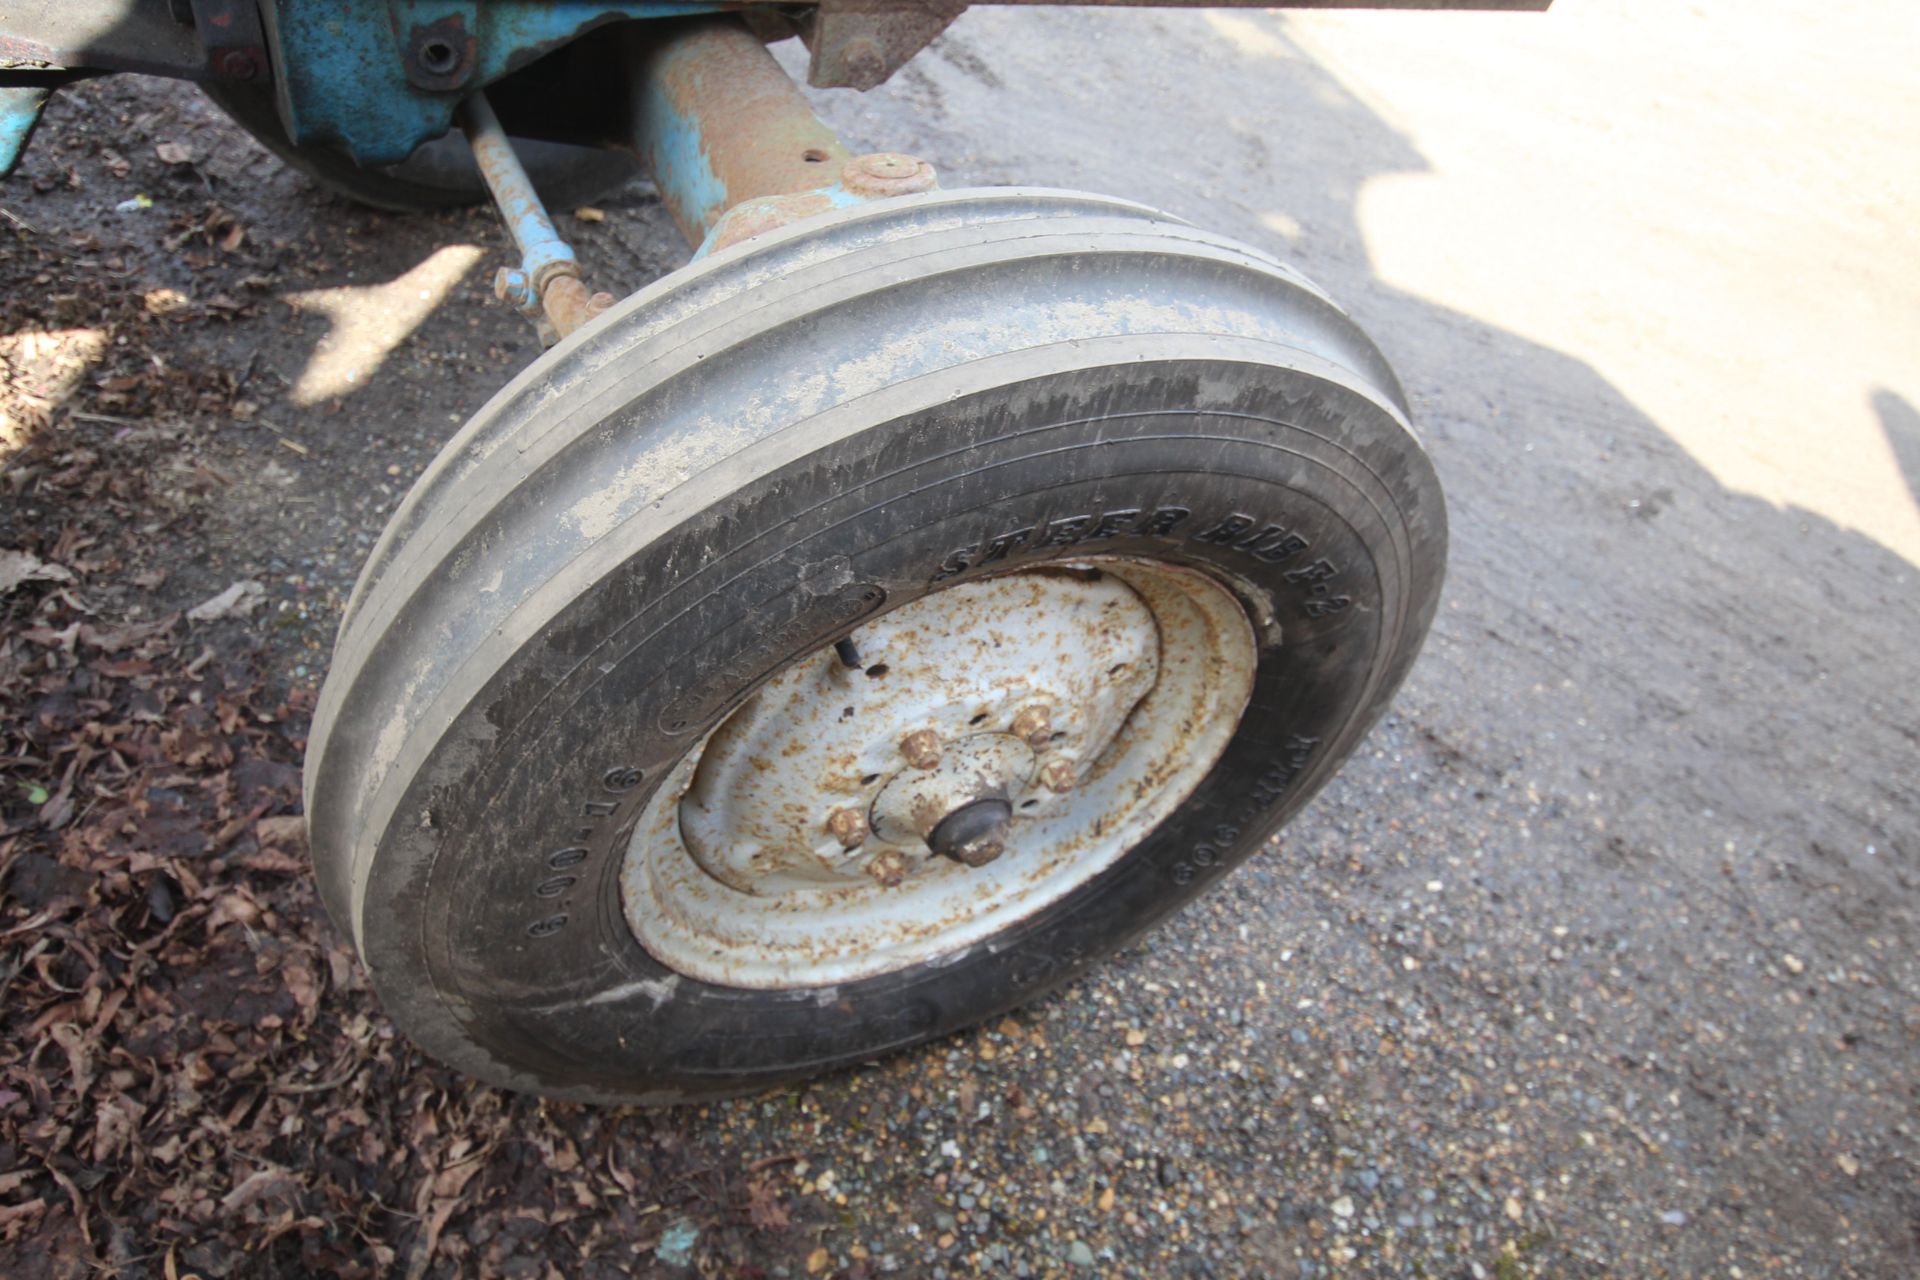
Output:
left=1040, top=761, right=1076, bottom=794
left=827, top=807, right=868, bottom=849
left=865, top=848, right=909, bottom=887
left=899, top=729, right=941, bottom=769
left=1011, top=706, right=1053, bottom=748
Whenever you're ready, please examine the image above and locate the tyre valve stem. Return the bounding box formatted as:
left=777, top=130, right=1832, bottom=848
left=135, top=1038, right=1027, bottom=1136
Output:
left=834, top=637, right=862, bottom=669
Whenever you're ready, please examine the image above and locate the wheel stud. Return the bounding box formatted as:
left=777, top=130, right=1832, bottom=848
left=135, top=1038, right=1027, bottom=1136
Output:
left=865, top=848, right=909, bottom=888
left=1011, top=705, right=1053, bottom=748
left=899, top=729, right=941, bottom=769
left=827, top=807, right=868, bottom=849
left=1040, top=760, right=1076, bottom=794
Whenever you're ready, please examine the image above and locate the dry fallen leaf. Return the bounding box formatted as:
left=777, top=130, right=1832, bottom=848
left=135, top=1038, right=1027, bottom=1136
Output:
left=255, top=814, right=308, bottom=851
left=573, top=206, right=605, bottom=222
left=0, top=548, right=74, bottom=594
left=187, top=579, right=266, bottom=622
left=746, top=1176, right=790, bottom=1230
left=143, top=287, right=191, bottom=316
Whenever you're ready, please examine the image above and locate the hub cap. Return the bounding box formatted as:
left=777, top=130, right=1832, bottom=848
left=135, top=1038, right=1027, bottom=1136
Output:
left=622, top=559, right=1257, bottom=988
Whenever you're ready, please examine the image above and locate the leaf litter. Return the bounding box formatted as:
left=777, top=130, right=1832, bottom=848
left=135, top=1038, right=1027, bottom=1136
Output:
left=0, top=74, right=839, bottom=1278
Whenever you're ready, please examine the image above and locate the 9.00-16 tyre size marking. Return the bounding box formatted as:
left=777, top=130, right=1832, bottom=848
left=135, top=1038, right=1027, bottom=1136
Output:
left=524, top=765, right=644, bottom=939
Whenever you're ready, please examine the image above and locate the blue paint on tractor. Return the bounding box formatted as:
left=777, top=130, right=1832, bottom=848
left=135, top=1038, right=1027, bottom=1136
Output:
left=0, top=84, right=54, bottom=178
left=267, top=1, right=722, bottom=166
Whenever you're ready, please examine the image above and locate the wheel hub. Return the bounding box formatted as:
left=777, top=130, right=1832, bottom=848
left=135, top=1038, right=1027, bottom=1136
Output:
left=927, top=797, right=1014, bottom=868
left=623, top=559, right=1258, bottom=989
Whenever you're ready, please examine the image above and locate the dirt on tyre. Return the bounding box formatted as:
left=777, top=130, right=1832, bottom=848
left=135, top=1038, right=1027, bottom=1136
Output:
left=305, top=188, right=1446, bottom=1103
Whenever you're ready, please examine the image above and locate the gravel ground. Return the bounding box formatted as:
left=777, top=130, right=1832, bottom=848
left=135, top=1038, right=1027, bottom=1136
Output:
left=2, top=0, right=1916, bottom=1276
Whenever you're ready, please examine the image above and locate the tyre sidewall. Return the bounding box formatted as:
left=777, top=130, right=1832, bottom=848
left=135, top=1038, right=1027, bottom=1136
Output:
left=358, top=350, right=1441, bottom=1102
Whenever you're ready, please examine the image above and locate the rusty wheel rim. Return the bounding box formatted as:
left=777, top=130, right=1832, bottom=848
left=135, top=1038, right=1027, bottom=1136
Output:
left=621, top=557, right=1257, bottom=988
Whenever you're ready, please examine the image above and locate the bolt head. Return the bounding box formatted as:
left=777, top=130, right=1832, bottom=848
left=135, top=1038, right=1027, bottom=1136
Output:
left=1010, top=706, right=1053, bottom=749
left=492, top=266, right=533, bottom=306
left=827, top=807, right=869, bottom=850
left=1040, top=761, right=1076, bottom=794
left=216, top=49, right=258, bottom=80
left=900, top=729, right=942, bottom=770
left=839, top=36, right=888, bottom=90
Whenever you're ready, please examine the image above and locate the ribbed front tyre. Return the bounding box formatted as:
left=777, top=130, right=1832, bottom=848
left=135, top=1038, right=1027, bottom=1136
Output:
left=305, top=189, right=1446, bottom=1103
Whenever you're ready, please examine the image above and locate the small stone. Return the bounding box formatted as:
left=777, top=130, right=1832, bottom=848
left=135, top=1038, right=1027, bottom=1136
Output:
left=1066, top=1240, right=1096, bottom=1268
left=1124, top=1028, right=1147, bottom=1047
left=1504, top=1195, right=1523, bottom=1221
left=1782, top=954, right=1805, bottom=975
left=1331, top=1195, right=1356, bottom=1219
left=1836, top=1153, right=1860, bottom=1177
left=807, top=1246, right=832, bottom=1275
left=1658, top=1209, right=1688, bottom=1227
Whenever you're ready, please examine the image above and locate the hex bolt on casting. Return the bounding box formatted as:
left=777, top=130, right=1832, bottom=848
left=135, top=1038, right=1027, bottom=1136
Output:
left=1040, top=760, right=1077, bottom=794
left=899, top=729, right=942, bottom=770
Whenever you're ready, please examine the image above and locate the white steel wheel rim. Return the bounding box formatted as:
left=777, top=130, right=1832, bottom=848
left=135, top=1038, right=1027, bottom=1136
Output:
left=621, top=558, right=1257, bottom=989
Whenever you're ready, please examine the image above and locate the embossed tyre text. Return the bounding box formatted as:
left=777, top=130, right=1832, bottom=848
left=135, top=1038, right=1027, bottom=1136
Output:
left=304, top=189, right=1447, bottom=1102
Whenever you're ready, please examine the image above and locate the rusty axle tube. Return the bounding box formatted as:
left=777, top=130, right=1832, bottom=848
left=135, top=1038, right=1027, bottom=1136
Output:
left=622, top=17, right=935, bottom=256
left=458, top=92, right=612, bottom=340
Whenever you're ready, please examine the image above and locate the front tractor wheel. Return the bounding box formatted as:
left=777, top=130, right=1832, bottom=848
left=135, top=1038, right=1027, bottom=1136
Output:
left=304, top=189, right=1446, bottom=1103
